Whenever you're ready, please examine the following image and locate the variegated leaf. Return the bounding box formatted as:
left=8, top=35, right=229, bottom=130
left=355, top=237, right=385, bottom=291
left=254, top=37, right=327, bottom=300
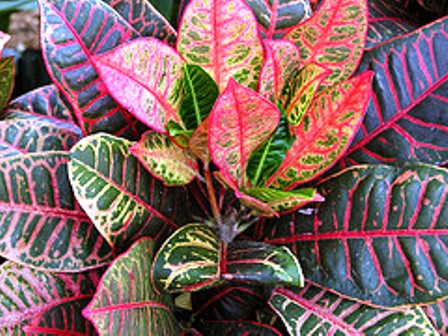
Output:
left=130, top=131, right=199, bottom=186
left=94, top=37, right=184, bottom=133
left=177, top=0, right=264, bottom=91
left=83, top=238, right=182, bottom=335
left=68, top=133, right=189, bottom=249
left=0, top=152, right=113, bottom=272
left=266, top=72, right=373, bottom=190
left=285, top=0, right=368, bottom=88
left=0, top=57, right=14, bottom=112
left=210, top=79, right=280, bottom=189
left=203, top=321, right=282, bottom=335
left=189, top=116, right=211, bottom=164
left=270, top=284, right=438, bottom=335
left=423, top=299, right=448, bottom=335
left=366, top=17, right=415, bottom=49
left=0, top=261, right=101, bottom=335
left=245, top=0, right=312, bottom=39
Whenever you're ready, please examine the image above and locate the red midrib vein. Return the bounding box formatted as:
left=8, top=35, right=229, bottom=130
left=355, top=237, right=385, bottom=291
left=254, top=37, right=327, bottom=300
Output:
left=0, top=204, right=90, bottom=221
left=85, top=301, right=170, bottom=314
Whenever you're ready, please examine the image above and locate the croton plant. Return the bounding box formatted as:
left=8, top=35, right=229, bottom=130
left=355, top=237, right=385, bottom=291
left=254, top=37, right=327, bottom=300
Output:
left=0, top=0, right=447, bottom=334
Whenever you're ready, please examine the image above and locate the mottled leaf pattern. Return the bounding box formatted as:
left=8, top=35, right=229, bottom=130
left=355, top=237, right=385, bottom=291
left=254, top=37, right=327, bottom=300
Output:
left=0, top=261, right=101, bottom=335
left=270, top=284, right=438, bottom=335
left=130, top=131, right=199, bottom=186
left=177, top=0, right=264, bottom=91
left=423, top=299, right=448, bottom=335
left=210, top=80, right=280, bottom=189
left=68, top=133, right=188, bottom=249
left=0, top=152, right=113, bottom=272
left=0, top=57, right=14, bottom=111
left=285, top=0, right=368, bottom=87
left=366, top=18, right=415, bottom=49
left=84, top=238, right=182, bottom=335
left=267, top=72, right=373, bottom=190
left=94, top=37, right=184, bottom=132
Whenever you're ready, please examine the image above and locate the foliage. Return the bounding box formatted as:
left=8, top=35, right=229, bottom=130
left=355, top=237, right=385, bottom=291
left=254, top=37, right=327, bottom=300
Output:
left=0, top=0, right=446, bottom=334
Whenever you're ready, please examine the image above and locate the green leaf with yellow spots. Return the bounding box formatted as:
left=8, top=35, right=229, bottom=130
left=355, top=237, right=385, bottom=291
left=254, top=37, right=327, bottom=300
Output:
left=0, top=57, right=14, bottom=112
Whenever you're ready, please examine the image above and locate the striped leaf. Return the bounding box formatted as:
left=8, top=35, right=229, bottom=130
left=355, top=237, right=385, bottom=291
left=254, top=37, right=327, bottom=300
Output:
left=83, top=238, right=182, bottom=335
left=0, top=152, right=113, bottom=272
left=68, top=133, right=189, bottom=249
left=336, top=18, right=448, bottom=168
left=423, top=299, right=448, bottom=335
left=177, top=0, right=264, bottom=91
left=39, top=0, right=145, bottom=138
left=258, top=164, right=448, bottom=307
left=129, top=131, right=199, bottom=186
left=93, top=37, right=184, bottom=133
left=285, top=0, right=368, bottom=88
left=0, top=57, right=14, bottom=112
left=366, top=18, right=415, bottom=49
left=266, top=72, right=373, bottom=190
left=0, top=261, right=101, bottom=335
left=245, top=0, right=312, bottom=39
left=102, top=0, right=177, bottom=45
left=23, top=296, right=96, bottom=336
left=209, top=79, right=280, bottom=189
left=270, top=284, right=438, bottom=335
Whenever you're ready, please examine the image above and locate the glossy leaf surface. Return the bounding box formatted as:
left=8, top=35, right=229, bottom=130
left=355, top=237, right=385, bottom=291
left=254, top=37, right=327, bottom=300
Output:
left=0, top=57, right=14, bottom=111
left=0, top=261, right=101, bottom=335
left=23, top=296, right=96, bottom=335
left=68, top=133, right=188, bottom=249
left=259, top=165, right=448, bottom=307
left=270, top=284, right=437, bottom=335
left=177, top=0, right=264, bottom=91
left=39, top=0, right=144, bottom=138
left=0, top=152, right=113, bottom=271
left=267, top=72, right=373, bottom=190
left=423, top=299, right=448, bottom=335
left=203, top=321, right=282, bottom=335
left=285, top=0, right=368, bottom=87
left=130, top=131, right=199, bottom=186
left=210, top=80, right=280, bottom=189
left=366, top=18, right=415, bottom=49
left=337, top=18, right=448, bottom=168
left=245, top=0, right=312, bottom=39
left=84, top=238, right=181, bottom=335
left=94, top=37, right=184, bottom=133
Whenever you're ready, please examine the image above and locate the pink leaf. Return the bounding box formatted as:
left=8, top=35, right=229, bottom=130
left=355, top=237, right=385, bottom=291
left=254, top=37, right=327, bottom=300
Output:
left=0, top=31, right=10, bottom=56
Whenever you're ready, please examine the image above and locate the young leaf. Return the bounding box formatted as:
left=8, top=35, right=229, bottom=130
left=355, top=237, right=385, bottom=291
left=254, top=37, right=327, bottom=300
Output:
left=129, top=131, right=199, bottom=186
left=285, top=0, right=368, bottom=88
left=189, top=116, right=211, bottom=164
left=0, top=57, right=14, bottom=111
left=0, top=152, right=113, bottom=272
left=423, top=299, right=448, bottom=335
left=203, top=321, right=283, bottom=335
left=180, top=64, right=219, bottom=130
left=270, top=284, right=438, bottom=335
left=152, top=223, right=222, bottom=293
left=68, top=133, right=189, bottom=249
left=260, top=164, right=448, bottom=307
left=0, top=261, right=101, bottom=334
left=83, top=238, right=182, bottom=335
left=209, top=79, right=280, bottom=189
left=267, top=72, right=373, bottom=190
left=39, top=0, right=145, bottom=138
left=177, top=0, right=264, bottom=91
left=93, top=37, right=184, bottom=133
left=366, top=18, right=415, bottom=49
left=245, top=0, right=312, bottom=39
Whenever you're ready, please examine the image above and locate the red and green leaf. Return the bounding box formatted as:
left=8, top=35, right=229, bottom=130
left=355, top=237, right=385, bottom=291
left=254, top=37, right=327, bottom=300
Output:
left=335, top=18, right=448, bottom=169
left=209, top=79, right=280, bottom=189
left=203, top=321, right=282, bottom=335
left=0, top=152, right=113, bottom=272
left=285, top=0, right=368, bottom=88
left=245, top=0, right=312, bottom=39
left=0, top=261, right=101, bottom=334
left=130, top=131, right=199, bottom=186
left=23, top=296, right=96, bottom=336
left=423, top=299, right=448, bottom=335
left=39, top=0, right=145, bottom=138
left=83, top=238, right=182, bottom=335
left=258, top=164, right=448, bottom=307
left=266, top=72, right=373, bottom=190
left=177, top=0, right=264, bottom=91
left=270, top=284, right=437, bottom=335
left=93, top=37, right=184, bottom=133
left=189, top=117, right=211, bottom=164
left=366, top=18, right=416, bottom=49
left=0, top=57, right=14, bottom=112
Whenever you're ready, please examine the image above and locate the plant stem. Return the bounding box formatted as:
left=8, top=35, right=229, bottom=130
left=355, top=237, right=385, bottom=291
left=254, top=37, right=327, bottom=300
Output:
left=204, top=164, right=222, bottom=226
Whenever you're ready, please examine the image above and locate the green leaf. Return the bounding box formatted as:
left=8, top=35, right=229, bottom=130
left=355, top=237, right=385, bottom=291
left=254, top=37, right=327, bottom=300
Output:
left=129, top=131, right=199, bottom=186
left=270, top=284, right=438, bottom=335
left=167, top=120, right=193, bottom=149
left=203, top=321, right=282, bottom=335
left=68, top=133, right=189, bottom=249
left=0, top=57, right=14, bottom=112
left=83, top=238, right=182, bottom=335
left=423, top=299, right=448, bottom=335
left=180, top=64, right=220, bottom=130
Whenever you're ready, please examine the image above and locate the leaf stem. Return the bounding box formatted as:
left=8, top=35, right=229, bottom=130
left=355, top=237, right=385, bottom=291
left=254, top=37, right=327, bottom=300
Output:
left=204, top=164, right=222, bottom=226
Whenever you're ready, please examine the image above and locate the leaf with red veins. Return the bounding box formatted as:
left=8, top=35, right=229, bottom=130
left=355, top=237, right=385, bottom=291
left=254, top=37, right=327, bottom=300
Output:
left=285, top=0, right=368, bottom=88
left=189, top=116, right=211, bottom=164
left=267, top=72, right=373, bottom=190
left=177, top=0, right=264, bottom=91
left=210, top=79, right=280, bottom=189
left=259, top=40, right=302, bottom=103
left=94, top=37, right=184, bottom=133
